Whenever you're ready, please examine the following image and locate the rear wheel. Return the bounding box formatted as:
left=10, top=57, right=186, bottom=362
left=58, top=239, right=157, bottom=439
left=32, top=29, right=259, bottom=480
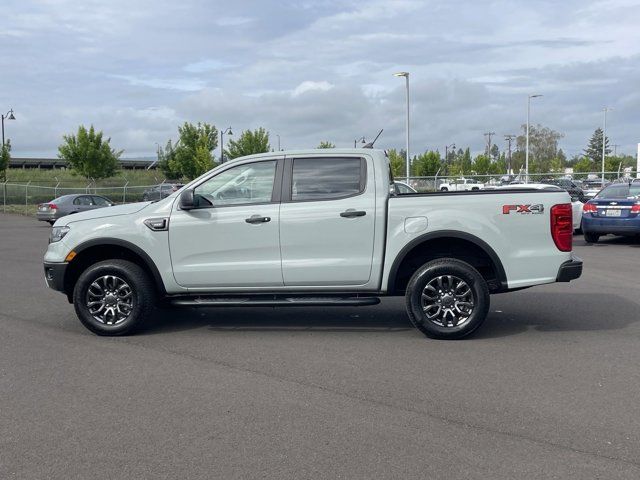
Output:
left=584, top=231, right=600, bottom=243
left=440, top=187, right=449, bottom=192
left=405, top=258, right=490, bottom=340
left=73, top=259, right=156, bottom=336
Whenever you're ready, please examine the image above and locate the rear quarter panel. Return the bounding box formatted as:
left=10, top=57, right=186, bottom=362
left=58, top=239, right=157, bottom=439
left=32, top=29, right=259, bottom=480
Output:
left=383, top=191, right=573, bottom=290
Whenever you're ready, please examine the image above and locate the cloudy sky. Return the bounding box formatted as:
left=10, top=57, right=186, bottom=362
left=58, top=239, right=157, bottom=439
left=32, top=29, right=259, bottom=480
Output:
left=1, top=0, right=639, bottom=159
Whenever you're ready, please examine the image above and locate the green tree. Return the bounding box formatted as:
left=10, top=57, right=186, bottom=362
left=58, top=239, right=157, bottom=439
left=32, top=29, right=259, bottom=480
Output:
left=489, top=144, right=499, bottom=162
left=412, top=150, right=441, bottom=176
left=387, top=148, right=406, bottom=178
left=473, top=154, right=492, bottom=175
left=515, top=124, right=564, bottom=173
left=605, top=154, right=635, bottom=173
left=57, top=125, right=122, bottom=179
left=225, top=127, right=270, bottom=160
left=459, top=147, right=472, bottom=174
left=170, top=122, right=218, bottom=180
left=317, top=141, right=335, bottom=149
left=0, top=139, right=10, bottom=181
left=157, top=139, right=182, bottom=179
left=573, top=157, right=594, bottom=173
left=583, top=128, right=610, bottom=164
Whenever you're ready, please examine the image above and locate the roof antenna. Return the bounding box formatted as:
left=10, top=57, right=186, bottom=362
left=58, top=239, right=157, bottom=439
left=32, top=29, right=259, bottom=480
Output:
left=362, top=129, right=383, bottom=149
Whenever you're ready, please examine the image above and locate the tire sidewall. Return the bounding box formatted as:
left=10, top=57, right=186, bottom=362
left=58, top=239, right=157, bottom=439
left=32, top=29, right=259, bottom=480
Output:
left=406, top=260, right=489, bottom=340
left=73, top=261, right=150, bottom=335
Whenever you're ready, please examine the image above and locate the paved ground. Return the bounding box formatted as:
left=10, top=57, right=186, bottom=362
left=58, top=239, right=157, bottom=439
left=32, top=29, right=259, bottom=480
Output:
left=1, top=213, right=640, bottom=479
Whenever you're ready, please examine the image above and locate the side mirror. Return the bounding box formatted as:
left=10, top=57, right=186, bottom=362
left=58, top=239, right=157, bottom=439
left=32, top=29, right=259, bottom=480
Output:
left=570, top=195, right=580, bottom=202
left=179, top=189, right=195, bottom=210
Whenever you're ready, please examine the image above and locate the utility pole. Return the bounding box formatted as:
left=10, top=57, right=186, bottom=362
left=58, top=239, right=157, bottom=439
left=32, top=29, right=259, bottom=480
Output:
left=612, top=144, right=620, bottom=157
left=504, top=134, right=516, bottom=175
left=483, top=132, right=495, bottom=159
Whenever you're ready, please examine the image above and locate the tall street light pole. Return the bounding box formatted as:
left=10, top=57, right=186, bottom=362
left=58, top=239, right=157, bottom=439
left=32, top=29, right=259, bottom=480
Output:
left=394, top=72, right=410, bottom=181
left=526, top=94, right=542, bottom=183
left=2, top=108, right=16, bottom=147
left=220, top=127, right=233, bottom=163
left=276, top=134, right=281, bottom=151
left=602, top=107, right=612, bottom=188
left=445, top=143, right=455, bottom=164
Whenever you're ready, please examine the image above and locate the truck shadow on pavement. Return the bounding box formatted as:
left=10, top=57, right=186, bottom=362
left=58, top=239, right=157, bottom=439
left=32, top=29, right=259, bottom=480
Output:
left=143, top=292, right=637, bottom=339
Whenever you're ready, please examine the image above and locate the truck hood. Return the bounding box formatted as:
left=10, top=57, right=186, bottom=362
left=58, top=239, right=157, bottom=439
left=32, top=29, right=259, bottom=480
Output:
left=57, top=202, right=152, bottom=226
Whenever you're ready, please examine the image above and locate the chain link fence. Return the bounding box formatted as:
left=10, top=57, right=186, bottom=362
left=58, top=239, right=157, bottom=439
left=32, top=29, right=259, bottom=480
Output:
left=1, top=182, right=162, bottom=215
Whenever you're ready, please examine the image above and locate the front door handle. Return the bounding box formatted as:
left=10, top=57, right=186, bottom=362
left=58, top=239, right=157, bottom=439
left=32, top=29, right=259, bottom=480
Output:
left=340, top=209, right=366, bottom=218
left=245, top=215, right=271, bottom=224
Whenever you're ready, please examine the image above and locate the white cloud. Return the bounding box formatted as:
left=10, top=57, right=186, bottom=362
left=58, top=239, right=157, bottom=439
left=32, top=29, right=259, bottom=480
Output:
left=292, top=81, right=335, bottom=97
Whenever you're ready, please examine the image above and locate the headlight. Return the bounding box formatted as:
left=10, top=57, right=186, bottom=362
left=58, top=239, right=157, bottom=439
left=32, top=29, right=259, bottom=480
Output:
left=49, top=226, right=70, bottom=243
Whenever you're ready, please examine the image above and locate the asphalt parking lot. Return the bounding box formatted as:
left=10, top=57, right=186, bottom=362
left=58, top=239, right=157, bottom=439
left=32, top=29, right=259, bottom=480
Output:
left=1, top=213, right=640, bottom=479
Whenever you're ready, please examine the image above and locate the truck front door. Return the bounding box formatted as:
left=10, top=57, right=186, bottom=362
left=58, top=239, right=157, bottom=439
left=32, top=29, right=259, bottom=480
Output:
left=169, top=158, right=283, bottom=288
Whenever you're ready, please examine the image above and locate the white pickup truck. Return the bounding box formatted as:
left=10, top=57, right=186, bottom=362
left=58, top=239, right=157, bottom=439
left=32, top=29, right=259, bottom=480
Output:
left=44, top=149, right=582, bottom=339
left=439, top=178, right=484, bottom=192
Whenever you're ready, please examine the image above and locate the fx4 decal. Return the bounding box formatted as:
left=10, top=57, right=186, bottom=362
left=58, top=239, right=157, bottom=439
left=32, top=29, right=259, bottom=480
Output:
left=502, top=204, right=544, bottom=215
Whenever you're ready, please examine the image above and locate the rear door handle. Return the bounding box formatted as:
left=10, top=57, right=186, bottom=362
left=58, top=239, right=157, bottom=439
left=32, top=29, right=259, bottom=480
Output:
left=245, top=215, right=271, bottom=224
left=340, top=209, right=366, bottom=218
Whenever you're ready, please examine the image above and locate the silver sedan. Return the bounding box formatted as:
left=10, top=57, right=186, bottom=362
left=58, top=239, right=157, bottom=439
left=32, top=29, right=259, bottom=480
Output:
left=37, top=194, right=114, bottom=225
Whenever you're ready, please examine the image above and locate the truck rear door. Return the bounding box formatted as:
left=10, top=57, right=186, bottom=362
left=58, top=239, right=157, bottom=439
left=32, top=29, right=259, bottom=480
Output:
left=279, top=155, right=376, bottom=286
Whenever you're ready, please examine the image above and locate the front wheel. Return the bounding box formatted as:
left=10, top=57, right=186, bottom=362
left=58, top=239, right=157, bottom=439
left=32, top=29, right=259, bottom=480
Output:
left=440, top=187, right=449, bottom=192
left=73, top=259, right=156, bottom=336
left=584, top=232, right=600, bottom=243
left=405, top=258, right=490, bottom=340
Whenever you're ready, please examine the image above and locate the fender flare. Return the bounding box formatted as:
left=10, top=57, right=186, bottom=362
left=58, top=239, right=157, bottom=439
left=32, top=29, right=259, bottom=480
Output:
left=71, top=238, right=166, bottom=294
left=386, top=230, right=508, bottom=293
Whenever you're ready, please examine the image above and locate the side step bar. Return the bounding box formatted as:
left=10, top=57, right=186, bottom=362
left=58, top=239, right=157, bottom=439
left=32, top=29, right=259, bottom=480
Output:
left=169, top=295, right=381, bottom=307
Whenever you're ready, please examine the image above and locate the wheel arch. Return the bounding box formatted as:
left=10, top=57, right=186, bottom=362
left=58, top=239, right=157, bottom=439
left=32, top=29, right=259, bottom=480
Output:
left=63, top=238, right=166, bottom=300
left=387, top=231, right=507, bottom=295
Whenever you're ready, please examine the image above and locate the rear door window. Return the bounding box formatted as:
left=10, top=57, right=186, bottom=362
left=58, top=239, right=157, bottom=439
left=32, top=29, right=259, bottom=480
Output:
left=290, top=157, right=365, bottom=201
left=92, top=196, right=110, bottom=206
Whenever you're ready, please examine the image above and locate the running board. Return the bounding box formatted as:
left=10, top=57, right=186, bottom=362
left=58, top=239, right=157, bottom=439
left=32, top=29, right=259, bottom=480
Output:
left=169, top=295, right=381, bottom=307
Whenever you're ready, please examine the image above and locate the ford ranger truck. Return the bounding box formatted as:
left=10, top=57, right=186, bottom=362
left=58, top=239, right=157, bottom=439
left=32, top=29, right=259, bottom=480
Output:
left=43, top=149, right=582, bottom=339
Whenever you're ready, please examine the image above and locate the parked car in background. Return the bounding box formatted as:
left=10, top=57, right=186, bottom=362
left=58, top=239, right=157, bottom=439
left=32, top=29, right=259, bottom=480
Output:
left=37, top=194, right=114, bottom=225
left=582, top=179, right=609, bottom=199
left=142, top=183, right=184, bottom=201
left=542, top=178, right=584, bottom=201
left=439, top=178, right=484, bottom=191
left=392, top=181, right=417, bottom=194
left=582, top=182, right=640, bottom=243
left=495, top=183, right=583, bottom=233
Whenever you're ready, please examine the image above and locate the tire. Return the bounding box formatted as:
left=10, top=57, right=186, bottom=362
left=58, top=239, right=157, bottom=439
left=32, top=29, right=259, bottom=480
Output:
left=142, top=194, right=148, bottom=202
left=73, top=259, right=156, bottom=336
left=584, top=232, right=600, bottom=243
left=405, top=258, right=490, bottom=340
left=48, top=220, right=55, bottom=226
left=440, top=187, right=449, bottom=192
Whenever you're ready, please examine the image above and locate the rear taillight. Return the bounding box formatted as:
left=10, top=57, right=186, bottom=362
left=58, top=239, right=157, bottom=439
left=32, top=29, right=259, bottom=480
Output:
left=551, top=203, right=573, bottom=252
left=48, top=203, right=58, bottom=210
left=583, top=203, right=597, bottom=213
left=631, top=204, right=640, bottom=213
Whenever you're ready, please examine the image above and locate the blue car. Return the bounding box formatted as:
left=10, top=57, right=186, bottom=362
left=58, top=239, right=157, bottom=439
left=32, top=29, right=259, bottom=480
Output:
left=582, top=182, right=640, bottom=243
